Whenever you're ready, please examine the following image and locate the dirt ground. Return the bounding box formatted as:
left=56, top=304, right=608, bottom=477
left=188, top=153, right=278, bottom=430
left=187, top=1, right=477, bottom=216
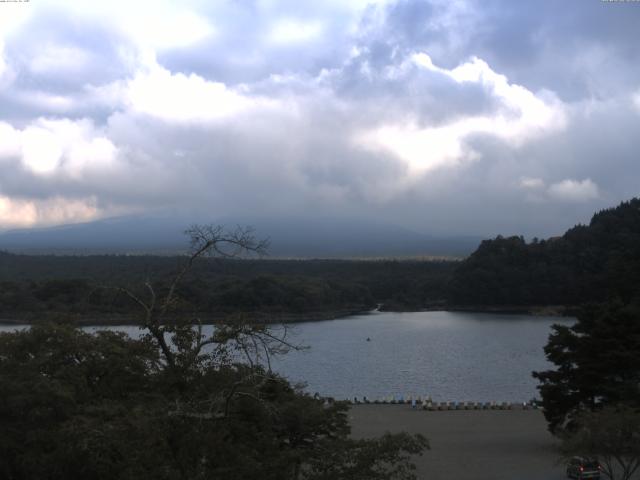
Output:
left=349, top=405, right=566, bottom=480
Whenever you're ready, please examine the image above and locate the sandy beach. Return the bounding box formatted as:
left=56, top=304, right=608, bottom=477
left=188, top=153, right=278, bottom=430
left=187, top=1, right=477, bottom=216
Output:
left=349, top=405, right=565, bottom=480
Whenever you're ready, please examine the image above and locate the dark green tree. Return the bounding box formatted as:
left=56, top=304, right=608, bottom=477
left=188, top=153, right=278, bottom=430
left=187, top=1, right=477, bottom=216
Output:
left=533, top=301, right=640, bottom=433
left=449, top=197, right=640, bottom=307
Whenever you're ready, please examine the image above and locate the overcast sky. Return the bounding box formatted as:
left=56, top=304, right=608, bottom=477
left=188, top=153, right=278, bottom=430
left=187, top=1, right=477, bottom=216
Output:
left=0, top=0, right=639, bottom=236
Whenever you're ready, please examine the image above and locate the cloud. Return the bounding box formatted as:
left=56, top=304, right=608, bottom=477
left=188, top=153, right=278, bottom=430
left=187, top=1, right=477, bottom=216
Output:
left=20, top=125, right=65, bottom=174
left=633, top=90, right=640, bottom=113
left=122, top=10, right=215, bottom=50
left=0, top=40, right=15, bottom=88
left=267, top=19, right=324, bottom=45
left=0, top=122, right=21, bottom=159
left=519, top=177, right=600, bottom=205
left=547, top=179, right=600, bottom=203
left=0, top=118, right=118, bottom=177
left=0, top=41, right=7, bottom=78
left=0, top=195, right=100, bottom=229
left=120, top=60, right=280, bottom=123
left=31, top=1, right=214, bottom=52
left=0, top=2, right=32, bottom=39
left=0, top=0, right=638, bottom=237
left=355, top=54, right=566, bottom=173
left=520, top=177, right=544, bottom=189
left=11, top=90, right=78, bottom=114
left=28, top=44, right=92, bottom=74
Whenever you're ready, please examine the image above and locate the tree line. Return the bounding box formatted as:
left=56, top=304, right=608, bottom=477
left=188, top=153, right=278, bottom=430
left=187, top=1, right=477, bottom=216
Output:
left=0, top=254, right=454, bottom=322
left=448, top=198, right=640, bottom=307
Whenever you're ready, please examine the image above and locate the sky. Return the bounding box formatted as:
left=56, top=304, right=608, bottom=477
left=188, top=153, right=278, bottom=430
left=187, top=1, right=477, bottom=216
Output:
left=0, top=0, right=639, bottom=237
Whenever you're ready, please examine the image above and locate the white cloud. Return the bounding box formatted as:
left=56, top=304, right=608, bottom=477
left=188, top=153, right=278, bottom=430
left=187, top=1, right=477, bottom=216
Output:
left=356, top=120, right=480, bottom=173
left=0, top=196, right=38, bottom=228
left=267, top=19, right=323, bottom=45
left=36, top=1, right=214, bottom=51
left=65, top=136, right=118, bottom=179
left=0, top=39, right=15, bottom=88
left=28, top=44, right=91, bottom=74
left=123, top=61, right=279, bottom=123
left=0, top=40, right=7, bottom=79
left=356, top=54, right=567, bottom=173
left=0, top=122, right=21, bottom=159
left=14, top=90, right=77, bottom=113
left=121, top=10, right=214, bottom=50
left=418, top=54, right=567, bottom=139
left=0, top=118, right=118, bottom=176
left=21, top=125, right=64, bottom=174
left=633, top=90, right=640, bottom=113
left=0, top=195, right=100, bottom=229
left=0, top=2, right=32, bottom=39
left=520, top=177, right=545, bottom=189
left=547, top=179, right=599, bottom=202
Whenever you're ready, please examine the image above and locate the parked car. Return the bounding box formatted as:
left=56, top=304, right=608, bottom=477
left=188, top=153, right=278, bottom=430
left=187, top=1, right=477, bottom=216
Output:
left=566, top=456, right=601, bottom=479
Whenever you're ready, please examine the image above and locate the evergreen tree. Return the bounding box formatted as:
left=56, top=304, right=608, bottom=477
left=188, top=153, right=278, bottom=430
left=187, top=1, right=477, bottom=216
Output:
left=533, top=301, right=640, bottom=433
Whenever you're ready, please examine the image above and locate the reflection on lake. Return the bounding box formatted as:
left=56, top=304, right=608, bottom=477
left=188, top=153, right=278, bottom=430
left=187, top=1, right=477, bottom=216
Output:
left=271, top=310, right=573, bottom=402
left=0, top=310, right=573, bottom=402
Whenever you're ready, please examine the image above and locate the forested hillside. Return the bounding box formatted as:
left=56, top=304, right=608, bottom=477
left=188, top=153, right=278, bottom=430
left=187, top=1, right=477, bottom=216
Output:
left=0, top=255, right=454, bottom=322
left=449, top=198, right=640, bottom=306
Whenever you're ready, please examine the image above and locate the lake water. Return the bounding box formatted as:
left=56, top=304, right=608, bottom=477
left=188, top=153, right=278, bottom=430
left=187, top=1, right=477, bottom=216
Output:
left=0, top=310, right=573, bottom=402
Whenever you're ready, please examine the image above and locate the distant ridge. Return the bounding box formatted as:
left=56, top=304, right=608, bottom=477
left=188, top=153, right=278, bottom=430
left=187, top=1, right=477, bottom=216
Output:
left=0, top=215, right=482, bottom=258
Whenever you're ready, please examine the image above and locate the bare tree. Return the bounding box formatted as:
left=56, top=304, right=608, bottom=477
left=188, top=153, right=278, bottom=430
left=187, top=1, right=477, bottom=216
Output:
left=110, top=225, right=314, bottom=422
left=112, top=225, right=301, bottom=399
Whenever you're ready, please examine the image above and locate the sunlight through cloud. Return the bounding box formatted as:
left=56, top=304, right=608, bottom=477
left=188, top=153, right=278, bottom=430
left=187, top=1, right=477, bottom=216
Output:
left=356, top=54, right=567, bottom=174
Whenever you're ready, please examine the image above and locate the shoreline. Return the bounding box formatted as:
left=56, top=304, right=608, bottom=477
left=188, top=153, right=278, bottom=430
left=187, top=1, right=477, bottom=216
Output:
left=380, top=303, right=575, bottom=317
left=0, top=303, right=576, bottom=327
left=0, top=306, right=374, bottom=327
left=427, top=304, right=575, bottom=317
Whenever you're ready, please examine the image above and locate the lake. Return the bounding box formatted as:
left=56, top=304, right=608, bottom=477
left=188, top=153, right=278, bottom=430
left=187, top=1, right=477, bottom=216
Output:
left=0, top=310, right=573, bottom=402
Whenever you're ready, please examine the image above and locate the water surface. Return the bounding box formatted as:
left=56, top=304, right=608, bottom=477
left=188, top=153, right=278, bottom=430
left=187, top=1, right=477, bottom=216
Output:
left=270, top=310, right=572, bottom=402
left=0, top=310, right=573, bottom=402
